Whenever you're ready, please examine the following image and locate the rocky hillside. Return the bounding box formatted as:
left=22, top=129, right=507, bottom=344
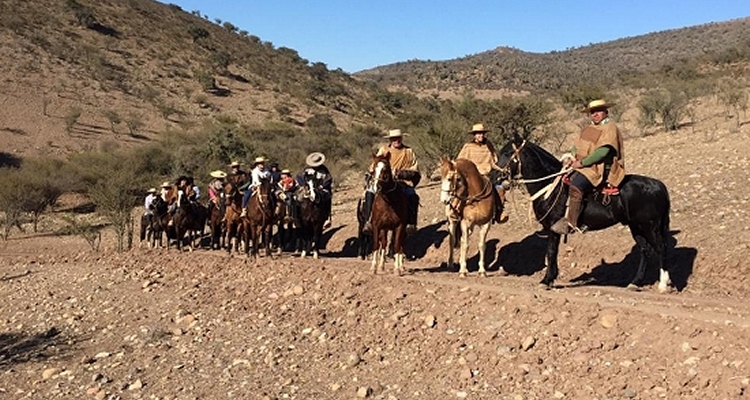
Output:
left=357, top=17, right=750, bottom=94
left=0, top=0, right=385, bottom=157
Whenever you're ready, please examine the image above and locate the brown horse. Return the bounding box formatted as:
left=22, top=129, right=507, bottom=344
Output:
left=439, top=157, right=495, bottom=277
left=223, top=182, right=244, bottom=254
left=370, top=153, right=409, bottom=275
left=208, top=194, right=225, bottom=250
left=241, top=178, right=275, bottom=259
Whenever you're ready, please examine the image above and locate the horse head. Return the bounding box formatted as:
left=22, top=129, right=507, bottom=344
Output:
left=255, top=178, right=274, bottom=211
left=439, top=156, right=465, bottom=204
left=224, top=182, right=241, bottom=207
left=372, top=153, right=396, bottom=195
left=496, top=132, right=528, bottom=179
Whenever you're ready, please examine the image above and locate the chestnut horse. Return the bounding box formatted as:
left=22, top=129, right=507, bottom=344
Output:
left=439, top=157, right=496, bottom=277
left=241, top=178, right=275, bottom=259
left=370, top=153, right=409, bottom=275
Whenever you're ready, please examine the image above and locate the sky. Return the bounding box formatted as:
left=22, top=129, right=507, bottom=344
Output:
left=166, top=1, right=750, bottom=73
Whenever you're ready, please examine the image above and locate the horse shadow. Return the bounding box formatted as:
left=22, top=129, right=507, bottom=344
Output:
left=420, top=237, right=503, bottom=274
left=0, top=327, right=80, bottom=367
left=491, top=232, right=549, bottom=275
left=409, top=220, right=450, bottom=259
left=569, top=230, right=696, bottom=291
left=320, top=225, right=345, bottom=251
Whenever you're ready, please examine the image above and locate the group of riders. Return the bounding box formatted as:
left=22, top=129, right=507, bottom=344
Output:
left=141, top=98, right=626, bottom=250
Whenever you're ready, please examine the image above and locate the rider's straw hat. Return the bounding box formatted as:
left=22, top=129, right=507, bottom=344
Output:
left=210, top=170, right=227, bottom=179
left=468, top=123, right=490, bottom=134
left=383, top=129, right=408, bottom=139
left=581, top=99, right=616, bottom=113
left=160, top=181, right=172, bottom=188
left=253, top=156, right=268, bottom=165
left=147, top=188, right=157, bottom=194
left=305, top=152, right=326, bottom=167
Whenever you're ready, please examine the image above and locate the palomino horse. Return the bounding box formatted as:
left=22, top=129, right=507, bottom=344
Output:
left=293, top=176, right=327, bottom=259
left=241, top=178, right=275, bottom=259
left=496, top=134, right=672, bottom=292
left=223, top=182, right=244, bottom=254
left=370, top=153, right=409, bottom=275
left=439, top=157, right=496, bottom=277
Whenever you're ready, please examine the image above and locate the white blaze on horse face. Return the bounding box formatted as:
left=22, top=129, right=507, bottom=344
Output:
left=307, top=179, right=316, bottom=202
left=440, top=176, right=452, bottom=204
left=373, top=161, right=385, bottom=194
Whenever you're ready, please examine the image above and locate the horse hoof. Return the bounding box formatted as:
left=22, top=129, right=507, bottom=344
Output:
left=497, top=267, right=508, bottom=276
left=657, top=284, right=672, bottom=294
left=478, top=271, right=486, bottom=278
left=626, top=283, right=641, bottom=292
left=459, top=272, right=467, bottom=278
left=538, top=283, right=551, bottom=290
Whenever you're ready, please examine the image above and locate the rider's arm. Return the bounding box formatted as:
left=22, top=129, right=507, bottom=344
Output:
left=581, top=146, right=611, bottom=167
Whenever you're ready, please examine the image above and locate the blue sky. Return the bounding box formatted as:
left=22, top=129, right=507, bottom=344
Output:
left=166, top=1, right=750, bottom=73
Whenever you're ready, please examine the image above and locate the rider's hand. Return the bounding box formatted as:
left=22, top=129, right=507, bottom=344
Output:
left=571, top=159, right=583, bottom=169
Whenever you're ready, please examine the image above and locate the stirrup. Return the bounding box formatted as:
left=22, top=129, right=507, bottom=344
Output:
left=362, top=221, right=372, bottom=235
left=240, top=209, right=247, bottom=217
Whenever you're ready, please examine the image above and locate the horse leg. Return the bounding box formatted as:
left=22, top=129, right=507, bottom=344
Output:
left=393, top=227, right=406, bottom=275
left=476, top=222, right=491, bottom=277
left=447, top=219, right=457, bottom=271
left=370, top=227, right=379, bottom=273
left=312, top=224, right=321, bottom=260
left=541, top=233, right=562, bottom=288
left=458, top=221, right=471, bottom=277
left=377, top=230, right=388, bottom=274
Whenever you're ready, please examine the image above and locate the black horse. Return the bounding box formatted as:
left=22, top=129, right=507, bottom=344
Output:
left=293, top=176, right=327, bottom=259
left=496, top=134, right=672, bottom=292
left=356, top=174, right=375, bottom=259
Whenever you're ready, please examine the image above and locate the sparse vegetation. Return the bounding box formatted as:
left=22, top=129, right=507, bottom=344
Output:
left=64, top=106, right=82, bottom=135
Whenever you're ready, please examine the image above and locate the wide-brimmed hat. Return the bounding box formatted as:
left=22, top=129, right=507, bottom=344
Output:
left=305, top=152, right=326, bottom=167
left=581, top=99, right=616, bottom=113
left=229, top=161, right=242, bottom=168
left=383, top=129, right=408, bottom=139
left=160, top=181, right=172, bottom=188
left=147, top=188, right=157, bottom=194
left=468, top=123, right=490, bottom=134
left=280, top=169, right=291, bottom=175
left=210, top=170, right=227, bottom=179
left=253, top=156, right=268, bottom=165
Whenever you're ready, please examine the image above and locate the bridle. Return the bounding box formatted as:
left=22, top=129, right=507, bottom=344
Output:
left=374, top=160, right=398, bottom=195
left=440, top=163, right=493, bottom=217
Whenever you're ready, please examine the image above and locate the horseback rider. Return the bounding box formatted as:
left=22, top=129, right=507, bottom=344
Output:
left=551, top=99, right=625, bottom=235
left=363, top=129, right=421, bottom=235
left=240, top=156, right=272, bottom=217
left=227, top=161, right=248, bottom=187
left=457, top=123, right=509, bottom=224
left=144, top=188, right=157, bottom=217
left=275, top=168, right=297, bottom=223
left=295, top=152, right=333, bottom=229
left=208, top=170, right=227, bottom=212
left=159, top=181, right=172, bottom=201
left=269, top=162, right=282, bottom=185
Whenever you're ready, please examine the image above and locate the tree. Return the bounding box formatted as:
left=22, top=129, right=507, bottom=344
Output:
left=101, top=109, right=121, bottom=134
left=19, top=159, right=66, bottom=232
left=64, top=106, right=82, bottom=135
left=0, top=167, right=26, bottom=239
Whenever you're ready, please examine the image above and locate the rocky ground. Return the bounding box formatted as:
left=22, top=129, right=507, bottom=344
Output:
left=2, top=126, right=750, bottom=399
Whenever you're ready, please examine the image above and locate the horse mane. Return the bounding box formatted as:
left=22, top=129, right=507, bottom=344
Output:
left=453, top=158, right=481, bottom=175
left=523, top=140, right=563, bottom=173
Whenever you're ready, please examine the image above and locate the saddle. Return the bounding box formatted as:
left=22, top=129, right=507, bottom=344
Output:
left=562, top=174, right=620, bottom=196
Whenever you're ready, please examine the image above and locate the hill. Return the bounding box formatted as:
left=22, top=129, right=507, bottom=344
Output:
left=356, top=17, right=750, bottom=95
left=0, top=0, right=387, bottom=158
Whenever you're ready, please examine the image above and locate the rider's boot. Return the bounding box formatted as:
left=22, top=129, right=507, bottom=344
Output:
left=493, top=187, right=509, bottom=224
left=551, top=186, right=583, bottom=235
